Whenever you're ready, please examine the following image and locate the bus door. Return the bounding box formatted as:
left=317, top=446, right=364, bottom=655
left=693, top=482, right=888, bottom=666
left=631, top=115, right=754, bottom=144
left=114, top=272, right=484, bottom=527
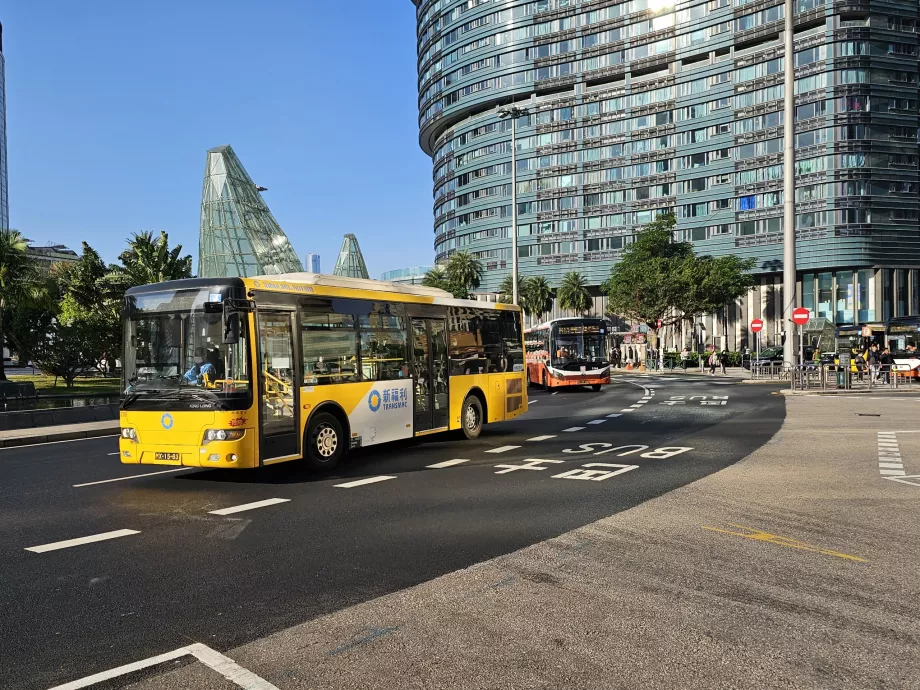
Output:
left=257, top=310, right=300, bottom=461
left=410, top=317, right=450, bottom=432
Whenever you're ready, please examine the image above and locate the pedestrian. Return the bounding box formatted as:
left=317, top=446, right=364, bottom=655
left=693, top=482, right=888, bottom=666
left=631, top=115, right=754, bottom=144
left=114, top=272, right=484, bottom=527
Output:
left=680, top=347, right=689, bottom=370
left=867, top=344, right=880, bottom=384
left=880, top=347, right=893, bottom=385
left=854, top=349, right=866, bottom=382
left=720, top=349, right=729, bottom=376
left=708, top=349, right=717, bottom=376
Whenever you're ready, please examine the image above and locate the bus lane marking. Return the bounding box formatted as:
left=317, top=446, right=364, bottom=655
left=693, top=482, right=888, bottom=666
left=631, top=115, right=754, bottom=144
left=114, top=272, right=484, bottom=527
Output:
left=73, top=468, right=193, bottom=487
left=334, top=476, right=397, bottom=489
left=485, top=445, right=522, bottom=454
left=208, top=498, right=291, bottom=515
left=26, top=529, right=140, bottom=554
left=427, top=459, right=469, bottom=469
left=47, top=642, right=280, bottom=690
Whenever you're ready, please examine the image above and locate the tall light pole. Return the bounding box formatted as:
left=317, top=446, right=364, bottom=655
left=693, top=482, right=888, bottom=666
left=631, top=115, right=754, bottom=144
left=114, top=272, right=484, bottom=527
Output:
left=782, top=0, right=797, bottom=367
left=498, top=105, right=529, bottom=306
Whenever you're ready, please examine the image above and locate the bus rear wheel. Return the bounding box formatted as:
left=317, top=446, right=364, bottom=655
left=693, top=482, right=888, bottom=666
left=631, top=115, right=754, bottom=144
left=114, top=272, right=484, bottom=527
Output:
left=461, top=395, right=483, bottom=440
left=591, top=384, right=602, bottom=392
left=305, top=412, right=345, bottom=470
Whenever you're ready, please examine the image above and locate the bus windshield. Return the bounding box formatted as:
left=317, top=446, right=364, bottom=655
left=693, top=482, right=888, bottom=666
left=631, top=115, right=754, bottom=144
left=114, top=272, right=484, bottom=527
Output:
left=122, top=288, right=251, bottom=410
left=552, top=323, right=607, bottom=369
left=887, top=323, right=920, bottom=355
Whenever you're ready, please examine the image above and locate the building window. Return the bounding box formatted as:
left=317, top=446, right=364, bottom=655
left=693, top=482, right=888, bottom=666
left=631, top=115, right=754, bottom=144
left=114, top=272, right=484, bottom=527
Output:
left=802, top=274, right=815, bottom=312
left=857, top=270, right=875, bottom=323
left=817, top=273, right=833, bottom=321
left=836, top=271, right=854, bottom=325
left=882, top=270, right=893, bottom=321
left=897, top=269, right=908, bottom=317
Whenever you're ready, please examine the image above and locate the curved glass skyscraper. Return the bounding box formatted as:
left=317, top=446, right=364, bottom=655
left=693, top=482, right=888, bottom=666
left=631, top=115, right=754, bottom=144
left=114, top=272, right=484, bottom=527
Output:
left=0, top=22, right=9, bottom=231
left=413, top=0, right=920, bottom=344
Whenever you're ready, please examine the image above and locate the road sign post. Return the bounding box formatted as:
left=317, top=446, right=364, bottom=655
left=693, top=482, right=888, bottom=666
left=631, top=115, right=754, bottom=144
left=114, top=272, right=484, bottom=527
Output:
left=792, top=308, right=810, bottom=367
left=750, top=319, right=764, bottom=375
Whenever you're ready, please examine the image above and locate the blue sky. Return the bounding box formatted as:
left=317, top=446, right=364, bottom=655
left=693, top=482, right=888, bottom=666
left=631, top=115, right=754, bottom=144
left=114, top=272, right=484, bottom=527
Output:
left=3, top=0, right=432, bottom=276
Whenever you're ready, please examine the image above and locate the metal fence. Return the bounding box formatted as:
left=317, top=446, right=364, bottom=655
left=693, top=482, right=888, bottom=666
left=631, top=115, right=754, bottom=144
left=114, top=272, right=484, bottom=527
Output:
left=789, top=364, right=916, bottom=392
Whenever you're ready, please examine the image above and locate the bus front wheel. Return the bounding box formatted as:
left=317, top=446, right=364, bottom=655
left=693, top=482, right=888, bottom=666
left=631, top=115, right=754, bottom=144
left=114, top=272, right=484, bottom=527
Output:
left=461, top=395, right=483, bottom=440
left=591, top=384, right=602, bottom=392
left=305, top=412, right=345, bottom=469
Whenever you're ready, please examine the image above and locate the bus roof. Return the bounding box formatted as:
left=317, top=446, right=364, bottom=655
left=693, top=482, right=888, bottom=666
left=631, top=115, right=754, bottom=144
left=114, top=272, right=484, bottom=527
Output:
left=126, top=273, right=520, bottom=312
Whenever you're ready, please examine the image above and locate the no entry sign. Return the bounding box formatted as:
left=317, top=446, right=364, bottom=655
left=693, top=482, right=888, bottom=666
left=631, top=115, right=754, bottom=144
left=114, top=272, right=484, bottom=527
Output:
left=792, top=307, right=810, bottom=326
left=750, top=319, right=764, bottom=333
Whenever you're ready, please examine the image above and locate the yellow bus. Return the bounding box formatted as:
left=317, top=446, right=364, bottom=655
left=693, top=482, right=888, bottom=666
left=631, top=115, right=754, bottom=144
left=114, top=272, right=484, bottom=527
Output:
left=119, top=274, right=527, bottom=470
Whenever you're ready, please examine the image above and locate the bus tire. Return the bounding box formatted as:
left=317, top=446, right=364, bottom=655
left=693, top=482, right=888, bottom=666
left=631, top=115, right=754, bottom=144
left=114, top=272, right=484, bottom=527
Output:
left=542, top=371, right=549, bottom=389
left=591, top=384, right=602, bottom=392
left=461, top=394, right=483, bottom=440
left=304, top=412, right=345, bottom=470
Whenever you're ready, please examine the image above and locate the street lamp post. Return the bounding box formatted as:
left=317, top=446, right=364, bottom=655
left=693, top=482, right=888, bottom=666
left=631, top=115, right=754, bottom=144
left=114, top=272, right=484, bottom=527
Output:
left=498, top=105, right=529, bottom=306
left=782, top=0, right=797, bottom=368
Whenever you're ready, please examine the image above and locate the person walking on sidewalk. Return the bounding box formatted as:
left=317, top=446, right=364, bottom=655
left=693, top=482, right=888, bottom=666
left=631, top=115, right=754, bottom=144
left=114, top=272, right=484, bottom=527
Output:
left=680, top=347, right=689, bottom=370
left=867, top=344, right=881, bottom=384
left=720, top=349, right=729, bottom=376
left=880, top=346, right=893, bottom=384
left=708, top=350, right=718, bottom=376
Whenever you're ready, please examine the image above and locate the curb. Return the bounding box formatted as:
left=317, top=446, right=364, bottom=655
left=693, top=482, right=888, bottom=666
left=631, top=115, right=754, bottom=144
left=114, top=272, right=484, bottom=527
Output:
left=778, top=388, right=920, bottom=396
left=0, top=424, right=120, bottom=448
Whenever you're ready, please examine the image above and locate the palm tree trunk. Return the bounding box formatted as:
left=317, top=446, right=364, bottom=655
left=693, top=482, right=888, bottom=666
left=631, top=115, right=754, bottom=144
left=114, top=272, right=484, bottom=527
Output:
left=0, top=310, right=7, bottom=381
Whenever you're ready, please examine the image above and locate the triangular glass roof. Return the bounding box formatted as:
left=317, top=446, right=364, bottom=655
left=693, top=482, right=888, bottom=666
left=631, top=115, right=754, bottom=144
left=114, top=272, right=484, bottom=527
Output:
left=198, top=145, right=303, bottom=277
left=332, top=233, right=369, bottom=279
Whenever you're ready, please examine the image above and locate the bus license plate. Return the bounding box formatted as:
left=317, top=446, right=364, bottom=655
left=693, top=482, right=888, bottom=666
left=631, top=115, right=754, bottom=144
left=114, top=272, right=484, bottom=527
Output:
left=154, top=452, right=180, bottom=461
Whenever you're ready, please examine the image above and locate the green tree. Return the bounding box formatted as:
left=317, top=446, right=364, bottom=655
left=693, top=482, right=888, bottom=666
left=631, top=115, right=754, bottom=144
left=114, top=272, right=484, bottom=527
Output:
left=421, top=265, right=466, bottom=299
left=602, top=213, right=756, bottom=341
left=106, top=231, right=193, bottom=294
left=444, top=251, right=483, bottom=298
left=520, top=276, right=554, bottom=321
left=32, top=317, right=103, bottom=388
left=497, top=275, right=514, bottom=304
left=557, top=271, right=592, bottom=315
left=0, top=229, right=45, bottom=380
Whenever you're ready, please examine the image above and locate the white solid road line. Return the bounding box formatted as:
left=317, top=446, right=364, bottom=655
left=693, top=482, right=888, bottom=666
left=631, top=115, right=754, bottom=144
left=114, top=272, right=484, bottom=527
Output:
left=587, top=420, right=607, bottom=425
left=208, top=498, right=291, bottom=516
left=26, top=529, right=140, bottom=554
left=334, top=476, right=397, bottom=489
left=562, top=426, right=585, bottom=432
left=107, top=452, right=120, bottom=456
left=48, top=642, right=280, bottom=690
left=486, top=445, right=522, bottom=454
left=528, top=399, right=537, bottom=404
left=527, top=435, right=557, bottom=442
left=427, top=459, right=469, bottom=469
left=73, top=468, right=192, bottom=488
left=0, top=434, right=119, bottom=452
left=606, top=413, right=623, bottom=418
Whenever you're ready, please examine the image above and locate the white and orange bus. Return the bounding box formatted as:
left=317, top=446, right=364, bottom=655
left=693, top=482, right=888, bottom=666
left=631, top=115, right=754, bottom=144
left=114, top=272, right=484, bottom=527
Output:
left=524, top=317, right=611, bottom=391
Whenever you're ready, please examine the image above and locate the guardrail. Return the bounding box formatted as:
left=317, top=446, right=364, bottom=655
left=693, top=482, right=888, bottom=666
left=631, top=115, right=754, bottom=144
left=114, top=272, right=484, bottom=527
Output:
left=789, top=364, right=916, bottom=391
left=752, top=362, right=790, bottom=380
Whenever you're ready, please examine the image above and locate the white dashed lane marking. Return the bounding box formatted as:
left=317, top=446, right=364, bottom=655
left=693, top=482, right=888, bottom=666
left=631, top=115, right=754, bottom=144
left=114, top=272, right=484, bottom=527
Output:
left=485, top=445, right=522, bottom=454
left=563, top=426, right=586, bottom=432
left=876, top=433, right=904, bottom=477
left=73, top=468, right=193, bottom=488
left=527, top=435, right=557, bottom=442
left=334, top=476, right=397, bottom=489
left=606, top=413, right=623, bottom=418
left=26, top=529, right=140, bottom=554
left=587, top=420, right=607, bottom=425
left=427, top=459, right=469, bottom=469
left=209, top=498, right=291, bottom=515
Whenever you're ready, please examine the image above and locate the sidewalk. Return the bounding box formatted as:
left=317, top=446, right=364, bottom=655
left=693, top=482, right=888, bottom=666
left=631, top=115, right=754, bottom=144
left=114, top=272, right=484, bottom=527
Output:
left=0, top=420, right=119, bottom=448
left=126, top=397, right=920, bottom=690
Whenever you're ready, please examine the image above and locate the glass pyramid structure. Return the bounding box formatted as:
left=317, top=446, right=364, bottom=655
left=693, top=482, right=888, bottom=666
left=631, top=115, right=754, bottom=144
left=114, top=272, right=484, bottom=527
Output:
left=199, top=145, right=303, bottom=278
left=332, top=234, right=369, bottom=279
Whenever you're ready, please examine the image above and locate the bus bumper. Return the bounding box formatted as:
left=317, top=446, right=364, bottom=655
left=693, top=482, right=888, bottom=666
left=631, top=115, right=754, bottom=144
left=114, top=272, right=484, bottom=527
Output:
left=118, top=431, right=257, bottom=469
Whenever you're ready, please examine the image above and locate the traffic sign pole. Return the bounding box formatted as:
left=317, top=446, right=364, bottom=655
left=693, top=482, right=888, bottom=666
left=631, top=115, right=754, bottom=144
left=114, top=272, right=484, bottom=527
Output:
left=750, top=319, right=764, bottom=376
left=791, top=308, right=811, bottom=368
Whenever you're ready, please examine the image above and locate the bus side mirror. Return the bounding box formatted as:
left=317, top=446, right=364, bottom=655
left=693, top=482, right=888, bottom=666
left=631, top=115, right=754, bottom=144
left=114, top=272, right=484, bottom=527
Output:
left=223, top=310, right=240, bottom=345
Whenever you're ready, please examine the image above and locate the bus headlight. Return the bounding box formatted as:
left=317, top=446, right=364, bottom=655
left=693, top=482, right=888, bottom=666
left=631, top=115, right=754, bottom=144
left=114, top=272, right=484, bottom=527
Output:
left=202, top=429, right=245, bottom=444
left=121, top=428, right=138, bottom=442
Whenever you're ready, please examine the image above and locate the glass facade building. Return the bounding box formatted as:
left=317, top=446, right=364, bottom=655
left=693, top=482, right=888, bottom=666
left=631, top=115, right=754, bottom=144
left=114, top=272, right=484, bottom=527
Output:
left=413, top=0, right=920, bottom=345
left=380, top=266, right=433, bottom=284
left=306, top=253, right=321, bottom=273
left=333, top=234, right=371, bottom=279
left=0, top=22, right=9, bottom=231
left=199, top=145, right=303, bottom=278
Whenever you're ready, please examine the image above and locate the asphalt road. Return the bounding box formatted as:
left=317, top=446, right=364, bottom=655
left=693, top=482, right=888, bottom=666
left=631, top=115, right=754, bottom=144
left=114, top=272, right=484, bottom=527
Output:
left=0, top=375, right=785, bottom=690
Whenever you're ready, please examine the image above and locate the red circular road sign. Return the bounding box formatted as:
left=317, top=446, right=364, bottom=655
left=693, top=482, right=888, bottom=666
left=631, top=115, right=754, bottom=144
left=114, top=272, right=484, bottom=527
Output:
left=750, top=319, right=764, bottom=333
left=792, top=307, right=810, bottom=326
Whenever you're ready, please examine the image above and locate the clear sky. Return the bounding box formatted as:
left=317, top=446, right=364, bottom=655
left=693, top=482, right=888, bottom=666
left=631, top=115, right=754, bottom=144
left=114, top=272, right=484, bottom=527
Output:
left=3, top=0, right=433, bottom=277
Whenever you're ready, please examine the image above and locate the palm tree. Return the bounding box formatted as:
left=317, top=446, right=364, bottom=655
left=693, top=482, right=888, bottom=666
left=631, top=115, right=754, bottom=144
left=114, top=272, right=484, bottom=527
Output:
left=520, top=276, right=554, bottom=322
left=444, top=251, right=483, bottom=297
left=0, top=229, right=42, bottom=380
left=107, top=231, right=193, bottom=291
left=421, top=266, right=449, bottom=291
left=558, top=271, right=592, bottom=315
left=497, top=275, right=514, bottom=304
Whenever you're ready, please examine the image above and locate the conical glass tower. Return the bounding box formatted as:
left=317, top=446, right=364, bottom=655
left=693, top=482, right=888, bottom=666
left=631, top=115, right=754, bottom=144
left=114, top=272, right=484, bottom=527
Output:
left=332, top=234, right=369, bottom=279
left=199, top=145, right=303, bottom=277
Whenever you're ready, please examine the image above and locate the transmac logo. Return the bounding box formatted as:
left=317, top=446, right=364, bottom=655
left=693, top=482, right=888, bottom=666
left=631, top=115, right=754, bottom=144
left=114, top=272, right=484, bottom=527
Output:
left=368, top=388, right=408, bottom=412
